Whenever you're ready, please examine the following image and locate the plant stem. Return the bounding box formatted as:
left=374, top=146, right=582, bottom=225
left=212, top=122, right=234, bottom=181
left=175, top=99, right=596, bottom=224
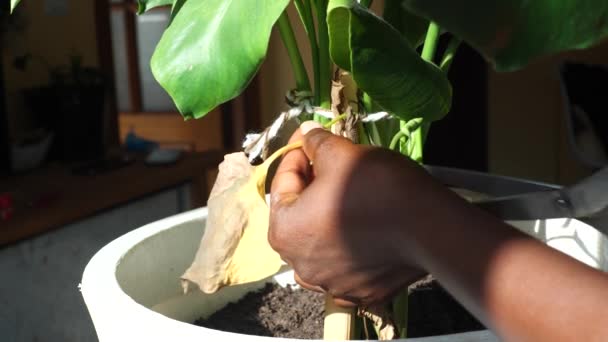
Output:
left=362, top=92, right=372, bottom=113
left=421, top=21, right=441, bottom=63
left=324, top=113, right=348, bottom=128
left=359, top=0, right=373, bottom=8
left=314, top=0, right=331, bottom=109
left=294, top=0, right=321, bottom=105
left=409, top=21, right=442, bottom=163
left=367, top=122, right=383, bottom=146
left=410, top=125, right=425, bottom=163
left=357, top=121, right=371, bottom=145
left=277, top=11, right=311, bottom=91
left=261, top=140, right=304, bottom=171
left=440, top=37, right=462, bottom=73
left=389, top=128, right=407, bottom=151
left=393, top=290, right=409, bottom=338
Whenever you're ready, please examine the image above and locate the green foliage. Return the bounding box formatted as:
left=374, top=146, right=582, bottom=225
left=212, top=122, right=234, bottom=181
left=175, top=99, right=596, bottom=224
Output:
left=383, top=0, right=428, bottom=48
left=10, top=0, right=21, bottom=13
left=327, top=0, right=452, bottom=122
left=404, top=0, right=608, bottom=71
left=149, top=0, right=290, bottom=119
left=136, top=0, right=173, bottom=14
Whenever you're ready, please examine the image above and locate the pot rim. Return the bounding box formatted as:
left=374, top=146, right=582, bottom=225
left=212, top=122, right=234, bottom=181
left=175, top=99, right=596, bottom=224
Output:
left=81, top=169, right=601, bottom=341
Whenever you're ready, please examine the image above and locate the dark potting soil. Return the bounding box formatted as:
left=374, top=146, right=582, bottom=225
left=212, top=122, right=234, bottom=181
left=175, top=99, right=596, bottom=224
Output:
left=195, top=283, right=325, bottom=339
left=407, top=275, right=486, bottom=337
left=195, top=276, right=485, bottom=339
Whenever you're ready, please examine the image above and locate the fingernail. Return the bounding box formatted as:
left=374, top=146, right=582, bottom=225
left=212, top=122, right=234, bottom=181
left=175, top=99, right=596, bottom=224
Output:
left=300, top=121, right=323, bottom=135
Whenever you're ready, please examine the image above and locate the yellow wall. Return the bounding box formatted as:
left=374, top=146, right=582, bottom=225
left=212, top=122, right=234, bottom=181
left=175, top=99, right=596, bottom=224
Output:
left=2, top=0, right=99, bottom=138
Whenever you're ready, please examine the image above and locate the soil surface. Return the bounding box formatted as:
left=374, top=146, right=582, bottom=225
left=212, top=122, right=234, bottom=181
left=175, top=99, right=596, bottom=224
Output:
left=195, top=276, right=485, bottom=339
left=407, top=275, right=485, bottom=337
left=195, top=283, right=325, bottom=339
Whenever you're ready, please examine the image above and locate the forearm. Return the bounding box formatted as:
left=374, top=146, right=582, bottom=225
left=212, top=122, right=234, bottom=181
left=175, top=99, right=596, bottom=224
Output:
left=407, top=193, right=608, bottom=341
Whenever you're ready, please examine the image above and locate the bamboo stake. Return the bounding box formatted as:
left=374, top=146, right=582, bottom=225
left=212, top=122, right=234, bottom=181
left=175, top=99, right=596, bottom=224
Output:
left=323, top=296, right=355, bottom=340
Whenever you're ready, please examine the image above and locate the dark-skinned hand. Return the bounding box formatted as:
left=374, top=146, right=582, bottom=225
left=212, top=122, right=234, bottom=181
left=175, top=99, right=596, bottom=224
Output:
left=268, top=121, right=608, bottom=341
left=269, top=121, right=461, bottom=307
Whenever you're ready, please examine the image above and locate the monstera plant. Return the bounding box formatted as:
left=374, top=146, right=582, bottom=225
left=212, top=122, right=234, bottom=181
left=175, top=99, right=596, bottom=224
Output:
left=11, top=0, right=608, bottom=339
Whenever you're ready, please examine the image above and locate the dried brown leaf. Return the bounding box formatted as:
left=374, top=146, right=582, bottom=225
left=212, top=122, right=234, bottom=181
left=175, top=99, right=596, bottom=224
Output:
left=181, top=152, right=282, bottom=294
left=358, top=305, right=398, bottom=340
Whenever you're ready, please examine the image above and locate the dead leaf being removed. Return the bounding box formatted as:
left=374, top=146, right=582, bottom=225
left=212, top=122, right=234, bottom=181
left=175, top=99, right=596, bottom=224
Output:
left=181, top=152, right=283, bottom=294
left=182, top=142, right=303, bottom=294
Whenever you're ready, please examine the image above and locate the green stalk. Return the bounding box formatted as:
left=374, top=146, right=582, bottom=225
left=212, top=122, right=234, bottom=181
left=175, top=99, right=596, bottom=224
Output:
left=362, top=92, right=373, bottom=113
left=277, top=11, right=311, bottom=92
left=357, top=122, right=371, bottom=145
left=421, top=21, right=441, bottom=63
left=389, top=129, right=407, bottom=151
left=408, top=21, right=442, bottom=163
left=393, top=290, right=409, bottom=338
left=324, top=113, right=348, bottom=127
left=359, top=0, right=373, bottom=8
left=440, top=37, right=462, bottom=73
left=314, top=0, right=331, bottom=109
left=410, top=126, right=425, bottom=163
left=367, top=122, right=383, bottom=147
left=294, top=0, right=321, bottom=105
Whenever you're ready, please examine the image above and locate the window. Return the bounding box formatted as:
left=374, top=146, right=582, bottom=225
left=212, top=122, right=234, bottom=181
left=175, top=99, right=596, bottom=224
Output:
left=109, top=0, right=176, bottom=113
left=102, top=0, right=260, bottom=151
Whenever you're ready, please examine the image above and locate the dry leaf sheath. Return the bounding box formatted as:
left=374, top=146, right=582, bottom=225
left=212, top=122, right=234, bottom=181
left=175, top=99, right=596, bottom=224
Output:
left=181, top=142, right=302, bottom=294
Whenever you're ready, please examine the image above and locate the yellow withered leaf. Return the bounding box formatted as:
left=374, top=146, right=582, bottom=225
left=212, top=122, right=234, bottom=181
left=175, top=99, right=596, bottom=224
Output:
left=181, top=143, right=302, bottom=294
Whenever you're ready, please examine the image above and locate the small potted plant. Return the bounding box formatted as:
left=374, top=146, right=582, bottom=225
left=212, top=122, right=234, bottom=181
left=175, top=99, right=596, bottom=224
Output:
left=11, top=0, right=608, bottom=340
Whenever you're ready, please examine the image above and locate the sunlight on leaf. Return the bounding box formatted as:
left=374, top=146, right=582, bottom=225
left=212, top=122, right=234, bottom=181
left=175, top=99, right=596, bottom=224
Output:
left=151, top=0, right=290, bottom=120
left=10, top=0, right=22, bottom=13
left=328, top=0, right=452, bottom=122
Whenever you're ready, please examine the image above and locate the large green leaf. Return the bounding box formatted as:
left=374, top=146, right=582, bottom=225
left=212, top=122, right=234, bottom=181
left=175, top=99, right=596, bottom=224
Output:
left=136, top=0, right=184, bottom=24
left=328, top=0, right=452, bottom=122
left=169, top=0, right=187, bottom=22
left=137, top=0, right=173, bottom=14
left=151, top=0, right=290, bottom=119
left=383, top=0, right=428, bottom=48
left=10, top=0, right=21, bottom=13
left=403, top=0, right=608, bottom=72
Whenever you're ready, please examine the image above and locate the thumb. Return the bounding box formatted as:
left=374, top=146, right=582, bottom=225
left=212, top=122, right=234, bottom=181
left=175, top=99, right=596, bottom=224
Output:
left=300, top=121, right=355, bottom=174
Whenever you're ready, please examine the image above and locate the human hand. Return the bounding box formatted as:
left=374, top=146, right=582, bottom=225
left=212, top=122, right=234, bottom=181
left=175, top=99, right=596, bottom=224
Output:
left=270, top=122, right=608, bottom=341
left=269, top=121, right=462, bottom=307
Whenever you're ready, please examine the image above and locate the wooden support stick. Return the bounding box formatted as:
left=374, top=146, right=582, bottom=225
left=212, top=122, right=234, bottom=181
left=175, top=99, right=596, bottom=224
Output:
left=323, top=295, right=355, bottom=340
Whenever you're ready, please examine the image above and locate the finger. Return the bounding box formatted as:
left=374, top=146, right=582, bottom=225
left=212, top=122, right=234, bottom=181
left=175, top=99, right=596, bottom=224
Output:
left=270, top=128, right=312, bottom=207
left=268, top=128, right=313, bottom=254
left=300, top=122, right=355, bottom=175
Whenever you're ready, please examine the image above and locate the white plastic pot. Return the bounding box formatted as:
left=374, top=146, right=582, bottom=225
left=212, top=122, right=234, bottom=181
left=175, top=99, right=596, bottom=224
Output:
left=81, top=206, right=608, bottom=342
